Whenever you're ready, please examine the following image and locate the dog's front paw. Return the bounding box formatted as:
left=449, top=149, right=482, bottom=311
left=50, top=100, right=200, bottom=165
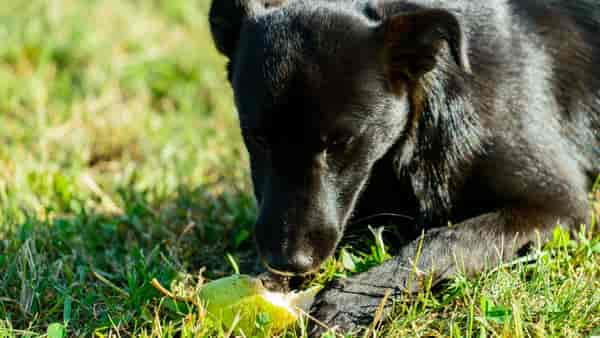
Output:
left=308, top=279, right=388, bottom=337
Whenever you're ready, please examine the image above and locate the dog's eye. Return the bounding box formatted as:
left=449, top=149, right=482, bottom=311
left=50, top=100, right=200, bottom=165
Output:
left=328, top=136, right=355, bottom=151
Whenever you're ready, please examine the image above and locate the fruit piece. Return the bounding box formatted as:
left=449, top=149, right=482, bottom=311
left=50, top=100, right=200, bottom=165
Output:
left=199, top=274, right=320, bottom=336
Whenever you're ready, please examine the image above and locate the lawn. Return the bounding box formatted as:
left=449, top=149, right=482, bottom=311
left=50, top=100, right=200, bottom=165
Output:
left=0, top=1, right=598, bottom=337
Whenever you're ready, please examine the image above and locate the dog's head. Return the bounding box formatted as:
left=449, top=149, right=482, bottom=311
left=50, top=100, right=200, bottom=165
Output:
left=209, top=0, right=470, bottom=275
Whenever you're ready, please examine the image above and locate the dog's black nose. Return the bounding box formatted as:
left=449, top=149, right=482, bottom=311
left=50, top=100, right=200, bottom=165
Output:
left=263, top=251, right=314, bottom=276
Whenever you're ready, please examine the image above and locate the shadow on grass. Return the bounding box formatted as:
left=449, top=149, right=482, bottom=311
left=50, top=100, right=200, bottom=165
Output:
left=0, top=180, right=259, bottom=335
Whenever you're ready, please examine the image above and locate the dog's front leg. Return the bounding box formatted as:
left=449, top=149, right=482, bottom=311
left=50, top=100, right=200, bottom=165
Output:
left=309, top=208, right=584, bottom=336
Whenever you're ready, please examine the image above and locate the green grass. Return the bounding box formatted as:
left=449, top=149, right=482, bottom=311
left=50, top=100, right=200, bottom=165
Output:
left=0, top=1, right=598, bottom=337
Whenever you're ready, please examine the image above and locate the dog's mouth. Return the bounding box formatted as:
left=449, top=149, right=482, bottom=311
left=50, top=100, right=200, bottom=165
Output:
left=264, top=264, right=299, bottom=277
left=259, top=271, right=310, bottom=292
left=260, top=256, right=322, bottom=278
left=264, top=261, right=321, bottom=276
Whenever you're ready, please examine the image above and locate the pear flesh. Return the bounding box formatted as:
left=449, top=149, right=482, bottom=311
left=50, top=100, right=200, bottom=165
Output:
left=199, top=274, right=320, bottom=335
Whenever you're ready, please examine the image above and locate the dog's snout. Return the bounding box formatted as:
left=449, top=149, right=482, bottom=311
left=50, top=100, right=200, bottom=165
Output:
left=264, top=250, right=314, bottom=276
left=256, top=217, right=341, bottom=276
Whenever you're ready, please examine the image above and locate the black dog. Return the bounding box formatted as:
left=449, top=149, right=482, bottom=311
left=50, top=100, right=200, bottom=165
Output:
left=209, top=0, right=600, bottom=334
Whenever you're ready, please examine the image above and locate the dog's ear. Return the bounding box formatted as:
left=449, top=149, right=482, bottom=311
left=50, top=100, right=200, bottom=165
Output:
left=209, top=0, right=259, bottom=57
left=380, top=9, right=471, bottom=81
left=209, top=0, right=284, bottom=58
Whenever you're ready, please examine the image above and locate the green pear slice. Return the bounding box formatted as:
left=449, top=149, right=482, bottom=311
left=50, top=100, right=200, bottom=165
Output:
left=199, top=274, right=321, bottom=335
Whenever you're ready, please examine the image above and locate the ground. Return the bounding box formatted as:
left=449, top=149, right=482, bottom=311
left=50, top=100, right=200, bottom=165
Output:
left=0, top=1, right=598, bottom=337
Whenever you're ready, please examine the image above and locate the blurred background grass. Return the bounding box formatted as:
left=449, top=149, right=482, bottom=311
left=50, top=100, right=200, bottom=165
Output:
left=0, top=1, right=598, bottom=337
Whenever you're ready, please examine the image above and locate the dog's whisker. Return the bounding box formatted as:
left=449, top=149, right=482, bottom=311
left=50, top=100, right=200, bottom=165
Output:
left=348, top=213, right=414, bottom=226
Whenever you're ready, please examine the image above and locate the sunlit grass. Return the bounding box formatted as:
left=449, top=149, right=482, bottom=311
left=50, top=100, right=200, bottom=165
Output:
left=0, top=1, right=598, bottom=337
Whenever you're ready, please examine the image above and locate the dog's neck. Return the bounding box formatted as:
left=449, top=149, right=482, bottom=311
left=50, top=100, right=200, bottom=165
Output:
left=394, top=64, right=487, bottom=226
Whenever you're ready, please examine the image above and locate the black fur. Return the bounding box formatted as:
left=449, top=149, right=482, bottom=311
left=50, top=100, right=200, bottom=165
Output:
left=209, top=0, right=600, bottom=335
